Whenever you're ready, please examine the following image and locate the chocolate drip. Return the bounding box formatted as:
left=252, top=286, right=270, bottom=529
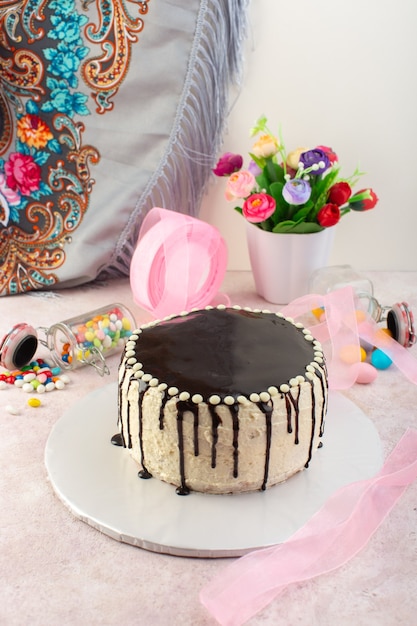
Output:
left=258, top=401, right=273, bottom=491
left=287, top=388, right=301, bottom=445
left=111, top=432, right=124, bottom=446
left=138, top=469, right=152, bottom=479
left=176, top=401, right=190, bottom=495
left=315, top=368, right=327, bottom=437
left=229, top=402, right=240, bottom=478
left=305, top=382, right=316, bottom=468
left=117, top=381, right=126, bottom=448
left=126, top=399, right=132, bottom=449
left=285, top=394, right=292, bottom=434
left=208, top=405, right=222, bottom=468
left=158, top=392, right=169, bottom=430
left=137, top=387, right=151, bottom=477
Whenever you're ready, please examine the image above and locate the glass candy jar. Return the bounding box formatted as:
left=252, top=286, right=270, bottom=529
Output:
left=0, top=303, right=137, bottom=376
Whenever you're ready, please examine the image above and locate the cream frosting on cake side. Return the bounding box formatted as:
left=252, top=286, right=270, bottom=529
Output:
left=114, top=305, right=328, bottom=495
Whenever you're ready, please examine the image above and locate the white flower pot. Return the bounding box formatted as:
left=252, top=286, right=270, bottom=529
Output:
left=246, top=223, right=335, bottom=304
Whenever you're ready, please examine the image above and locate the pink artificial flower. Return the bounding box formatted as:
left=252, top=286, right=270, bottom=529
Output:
left=5, top=152, right=42, bottom=196
left=225, top=170, right=256, bottom=201
left=242, top=193, right=276, bottom=223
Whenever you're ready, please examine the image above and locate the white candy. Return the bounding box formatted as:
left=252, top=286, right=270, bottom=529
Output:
left=0, top=381, right=7, bottom=390
left=5, top=404, right=19, bottom=415
left=55, top=380, right=65, bottom=390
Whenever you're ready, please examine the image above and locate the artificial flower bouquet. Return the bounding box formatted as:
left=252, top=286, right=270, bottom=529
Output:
left=213, top=115, right=378, bottom=234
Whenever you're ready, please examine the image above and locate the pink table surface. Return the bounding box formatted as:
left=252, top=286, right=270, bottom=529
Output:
left=1, top=271, right=417, bottom=626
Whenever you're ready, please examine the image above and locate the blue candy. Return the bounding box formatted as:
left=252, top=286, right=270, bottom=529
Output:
left=371, top=349, right=392, bottom=370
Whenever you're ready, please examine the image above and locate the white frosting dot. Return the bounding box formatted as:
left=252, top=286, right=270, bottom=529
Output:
left=315, top=356, right=324, bottom=363
left=304, top=334, right=314, bottom=342
left=232, top=305, right=241, bottom=310
left=168, top=386, right=179, bottom=396
left=302, top=328, right=311, bottom=335
left=259, top=391, right=270, bottom=402
left=268, top=386, right=278, bottom=396
left=296, top=375, right=305, bottom=383
left=306, top=372, right=315, bottom=381
left=149, top=378, right=159, bottom=387
left=129, top=334, right=139, bottom=341
left=289, top=378, right=299, bottom=387
left=141, top=373, right=152, bottom=382
left=134, top=370, right=144, bottom=379
left=224, top=395, right=235, bottom=405
left=125, top=350, right=135, bottom=358
left=216, top=304, right=226, bottom=310
left=133, top=362, right=143, bottom=371
left=192, top=394, right=203, bottom=404
left=127, top=357, right=137, bottom=365
left=209, top=395, right=221, bottom=405
left=285, top=316, right=294, bottom=324
left=306, top=364, right=315, bottom=373
left=179, top=391, right=190, bottom=401
left=158, top=383, right=168, bottom=391
left=237, top=395, right=247, bottom=404
left=280, top=384, right=290, bottom=393
left=249, top=392, right=260, bottom=403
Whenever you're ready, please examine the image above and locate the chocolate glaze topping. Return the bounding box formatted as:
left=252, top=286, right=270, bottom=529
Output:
left=115, top=306, right=328, bottom=495
left=134, top=308, right=314, bottom=399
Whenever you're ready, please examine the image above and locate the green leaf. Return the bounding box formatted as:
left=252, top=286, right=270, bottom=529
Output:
left=273, top=221, right=324, bottom=234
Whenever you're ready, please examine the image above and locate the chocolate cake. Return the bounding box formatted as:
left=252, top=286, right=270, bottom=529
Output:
left=113, top=305, right=328, bottom=494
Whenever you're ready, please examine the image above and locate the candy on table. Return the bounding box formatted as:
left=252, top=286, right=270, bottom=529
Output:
left=0, top=358, right=69, bottom=393
left=310, top=305, right=394, bottom=385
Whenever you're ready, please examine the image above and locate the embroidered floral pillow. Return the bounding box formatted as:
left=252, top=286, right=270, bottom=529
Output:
left=0, top=0, right=246, bottom=295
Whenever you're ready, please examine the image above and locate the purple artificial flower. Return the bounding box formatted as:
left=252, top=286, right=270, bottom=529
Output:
left=282, top=178, right=311, bottom=205
left=212, top=152, right=243, bottom=177
left=299, top=149, right=330, bottom=175
left=248, top=159, right=262, bottom=177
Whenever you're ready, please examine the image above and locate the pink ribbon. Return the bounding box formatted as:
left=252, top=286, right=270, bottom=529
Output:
left=200, top=428, right=417, bottom=626
left=130, top=207, right=228, bottom=318
left=280, top=286, right=417, bottom=389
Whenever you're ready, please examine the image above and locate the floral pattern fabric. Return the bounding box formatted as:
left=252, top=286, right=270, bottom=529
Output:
left=0, top=0, right=150, bottom=294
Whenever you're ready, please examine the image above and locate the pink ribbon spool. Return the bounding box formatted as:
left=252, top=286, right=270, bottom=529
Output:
left=130, top=208, right=228, bottom=318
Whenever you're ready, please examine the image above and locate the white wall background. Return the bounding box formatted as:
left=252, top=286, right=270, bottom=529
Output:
left=199, top=0, right=417, bottom=272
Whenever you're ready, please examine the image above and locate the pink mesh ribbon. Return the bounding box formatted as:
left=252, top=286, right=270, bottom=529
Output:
left=130, top=207, right=228, bottom=318
left=280, top=286, right=417, bottom=389
left=200, top=428, right=417, bottom=626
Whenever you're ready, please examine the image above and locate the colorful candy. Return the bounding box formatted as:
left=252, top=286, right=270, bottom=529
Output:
left=0, top=359, right=69, bottom=393
left=28, top=397, right=42, bottom=408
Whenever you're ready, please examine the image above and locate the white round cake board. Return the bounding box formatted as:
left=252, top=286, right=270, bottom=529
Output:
left=45, top=383, right=383, bottom=558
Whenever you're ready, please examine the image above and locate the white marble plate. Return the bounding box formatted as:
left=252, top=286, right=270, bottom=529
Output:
left=45, top=384, right=383, bottom=558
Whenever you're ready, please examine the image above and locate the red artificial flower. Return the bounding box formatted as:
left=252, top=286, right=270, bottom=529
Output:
left=242, top=193, right=276, bottom=223
left=327, top=181, right=351, bottom=206
left=316, top=145, right=338, bottom=164
left=317, top=203, right=341, bottom=227
left=349, top=189, right=379, bottom=211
